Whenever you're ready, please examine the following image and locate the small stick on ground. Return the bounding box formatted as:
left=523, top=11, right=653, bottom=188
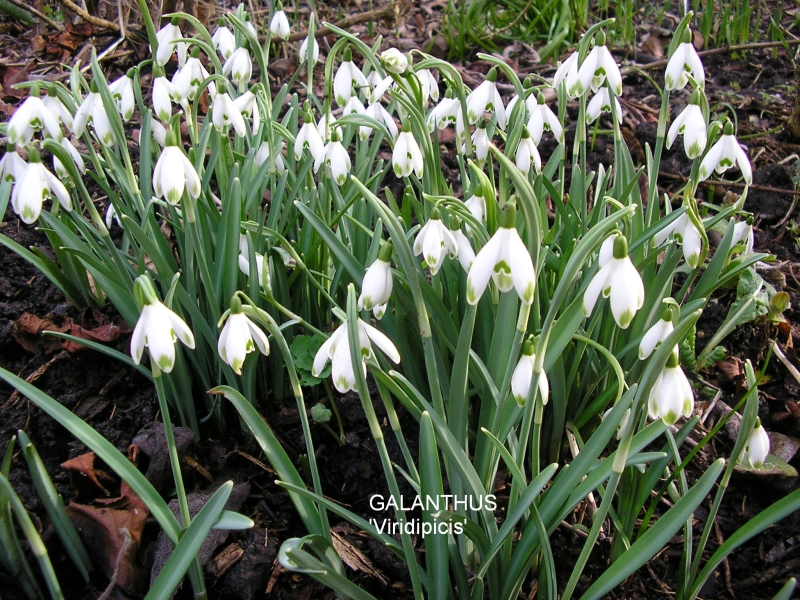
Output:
left=285, top=3, right=398, bottom=42
left=59, top=0, right=120, bottom=32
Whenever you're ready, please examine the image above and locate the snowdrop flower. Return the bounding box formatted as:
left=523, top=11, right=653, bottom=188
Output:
left=238, top=249, right=270, bottom=288
left=516, top=126, right=541, bottom=175
left=53, top=137, right=85, bottom=179
left=108, top=71, right=135, bottom=121
left=741, top=419, right=770, bottom=469
left=567, top=31, right=622, bottom=98
left=367, top=69, right=384, bottom=88
left=11, top=148, right=71, bottom=224
left=464, top=185, right=488, bottom=224
left=153, top=132, right=201, bottom=205
left=511, top=340, right=549, bottom=407
left=528, top=92, right=564, bottom=144
left=224, top=46, right=252, bottom=86
left=42, top=87, right=73, bottom=131
left=413, top=209, right=458, bottom=275
left=312, top=317, right=400, bottom=393
left=343, top=95, right=366, bottom=116
left=451, top=223, right=475, bottom=272
left=131, top=275, right=195, bottom=373
left=505, top=79, right=536, bottom=120
left=299, top=34, right=320, bottom=65
left=269, top=2, right=291, bottom=40
left=212, top=21, right=237, bottom=60
left=149, top=119, right=168, bottom=147
left=172, top=49, right=215, bottom=102
left=583, top=233, right=644, bottom=329
left=553, top=52, right=579, bottom=91
left=152, top=73, right=174, bottom=122
left=334, top=47, right=368, bottom=107
left=314, top=129, right=351, bottom=185
left=586, top=88, right=622, bottom=124
left=243, top=16, right=258, bottom=39
left=466, top=67, right=506, bottom=129
left=358, top=244, right=393, bottom=319
left=647, top=352, right=694, bottom=425
left=638, top=310, right=675, bottom=360
left=380, top=48, right=408, bottom=74
left=416, top=68, right=439, bottom=104
left=427, top=94, right=462, bottom=132
left=8, top=90, right=63, bottom=146
left=316, top=113, right=342, bottom=141
left=73, top=84, right=113, bottom=146
left=212, top=93, right=246, bottom=136
left=218, top=298, right=269, bottom=375
left=667, top=94, right=706, bottom=159
left=602, top=405, right=631, bottom=440
left=467, top=204, right=536, bottom=305
left=0, top=145, right=26, bottom=182
left=698, top=121, right=752, bottom=185
left=471, top=124, right=490, bottom=162
left=361, top=101, right=398, bottom=141
left=105, top=204, right=121, bottom=229
left=294, top=112, right=325, bottom=161
left=732, top=217, right=754, bottom=254
left=393, top=123, right=424, bottom=178
left=255, top=141, right=286, bottom=174
left=154, top=18, right=187, bottom=67
left=234, top=91, right=260, bottom=135
left=665, top=30, right=704, bottom=90
left=652, top=210, right=703, bottom=268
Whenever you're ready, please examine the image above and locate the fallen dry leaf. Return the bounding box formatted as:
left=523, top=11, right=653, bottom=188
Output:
left=62, top=452, right=116, bottom=497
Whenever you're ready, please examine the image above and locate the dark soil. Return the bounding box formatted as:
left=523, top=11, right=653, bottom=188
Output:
left=2, top=1, right=800, bottom=599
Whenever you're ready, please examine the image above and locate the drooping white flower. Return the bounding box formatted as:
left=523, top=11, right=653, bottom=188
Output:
left=105, top=203, right=121, bottom=229
left=314, top=129, right=351, bottom=185
left=172, top=51, right=215, bottom=102
left=667, top=99, right=706, bottom=159
left=342, top=95, right=366, bottom=116
left=358, top=244, right=393, bottom=319
left=466, top=67, right=506, bottom=129
left=53, top=137, right=85, bottom=179
left=413, top=210, right=458, bottom=275
left=294, top=114, right=325, bottom=161
left=553, top=52, right=579, bottom=90
left=652, top=210, right=703, bottom=268
left=665, top=37, right=704, bottom=91
left=427, top=95, right=462, bottom=132
left=130, top=276, right=195, bottom=373
left=602, top=405, right=631, bottom=441
left=238, top=248, right=270, bottom=288
left=334, top=47, right=368, bottom=107
left=269, top=3, right=291, bottom=40
left=731, top=218, right=754, bottom=254
left=647, top=352, right=694, bottom=425
left=416, top=68, right=439, bottom=104
left=367, top=70, right=384, bottom=88
left=212, top=93, right=246, bottom=136
left=299, top=34, right=320, bottom=65
left=567, top=33, right=622, bottom=98
left=234, top=90, right=260, bottom=134
left=467, top=204, right=536, bottom=305
left=516, top=126, right=541, bottom=175
left=11, top=148, right=72, bottom=224
left=511, top=341, right=549, bottom=407
left=152, top=75, right=174, bottom=122
left=8, top=92, right=64, bottom=146
left=586, top=88, right=622, bottom=124
left=464, top=186, right=488, bottom=224
left=698, top=122, right=752, bottom=185
left=471, top=124, right=490, bottom=162
left=392, top=125, right=424, bottom=178
left=42, top=88, right=73, bottom=131
left=152, top=133, right=201, bottom=205
left=316, top=113, right=342, bottom=141
left=638, top=314, right=675, bottom=360
left=741, top=419, right=770, bottom=469
left=212, top=23, right=237, bottom=60
left=380, top=48, right=408, bottom=74
left=312, top=317, right=400, bottom=393
left=223, top=47, right=253, bottom=86
left=149, top=119, right=168, bottom=147
left=255, top=140, right=286, bottom=174
left=361, top=101, right=398, bottom=141
left=154, top=18, right=187, bottom=67
left=583, top=233, right=644, bottom=329
left=73, top=87, right=113, bottom=146
left=108, top=72, right=135, bottom=121
left=218, top=303, right=269, bottom=375
left=527, top=92, right=564, bottom=145
left=0, top=146, right=26, bottom=182
left=450, top=225, right=475, bottom=272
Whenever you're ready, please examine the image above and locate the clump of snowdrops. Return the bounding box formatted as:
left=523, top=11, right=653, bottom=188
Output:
left=1, top=2, right=799, bottom=599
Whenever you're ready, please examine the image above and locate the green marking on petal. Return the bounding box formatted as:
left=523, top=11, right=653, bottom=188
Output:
left=617, top=310, right=634, bottom=329
left=157, top=354, right=174, bottom=371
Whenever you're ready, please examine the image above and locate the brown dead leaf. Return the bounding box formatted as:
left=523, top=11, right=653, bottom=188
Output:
left=62, top=452, right=116, bottom=497
left=693, top=30, right=704, bottom=50
left=641, top=34, right=664, bottom=59
left=14, top=313, right=70, bottom=354
left=66, top=482, right=148, bottom=595
left=1, top=66, right=33, bottom=99
left=331, top=529, right=388, bottom=586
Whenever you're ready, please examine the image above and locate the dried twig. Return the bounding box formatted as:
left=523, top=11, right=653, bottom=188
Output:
left=4, top=0, right=64, bottom=30
left=773, top=340, right=800, bottom=386
left=59, top=0, right=120, bottom=32
left=284, top=3, right=398, bottom=42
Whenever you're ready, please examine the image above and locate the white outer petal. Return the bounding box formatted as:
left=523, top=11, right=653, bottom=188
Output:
left=506, top=229, right=536, bottom=305
left=466, top=233, right=502, bottom=305
left=361, top=321, right=401, bottom=364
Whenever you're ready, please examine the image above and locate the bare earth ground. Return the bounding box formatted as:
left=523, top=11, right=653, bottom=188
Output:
left=1, top=0, right=800, bottom=598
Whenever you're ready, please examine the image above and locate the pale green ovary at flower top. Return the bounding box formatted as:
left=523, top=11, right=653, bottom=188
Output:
left=466, top=204, right=536, bottom=306
left=131, top=300, right=195, bottom=373
left=741, top=419, right=771, bottom=469
left=312, top=318, right=400, bottom=394
left=218, top=310, right=270, bottom=375
left=583, top=233, right=644, bottom=329
left=647, top=352, right=694, bottom=425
